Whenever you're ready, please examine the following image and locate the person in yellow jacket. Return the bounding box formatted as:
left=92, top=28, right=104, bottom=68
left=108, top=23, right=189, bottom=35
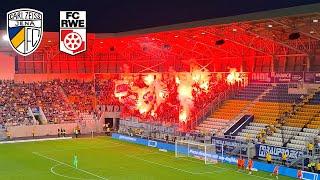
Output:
left=307, top=142, right=314, bottom=156
left=32, top=128, right=35, bottom=139
left=245, top=133, right=251, bottom=142
left=281, top=152, right=287, bottom=166
left=266, top=152, right=272, bottom=164
left=6, top=130, right=11, bottom=140
left=316, top=161, right=320, bottom=174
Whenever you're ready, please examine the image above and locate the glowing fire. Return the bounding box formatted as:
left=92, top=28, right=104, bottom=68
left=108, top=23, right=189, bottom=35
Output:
left=175, top=76, right=180, bottom=84
left=135, top=88, right=152, bottom=114
left=179, top=110, right=187, bottom=122
left=144, top=74, right=155, bottom=86
left=178, top=83, right=192, bottom=97
left=226, top=68, right=242, bottom=85
left=177, top=74, right=193, bottom=123
left=192, top=73, right=201, bottom=82
left=114, top=69, right=228, bottom=126
left=199, top=82, right=209, bottom=91
left=191, top=68, right=210, bottom=92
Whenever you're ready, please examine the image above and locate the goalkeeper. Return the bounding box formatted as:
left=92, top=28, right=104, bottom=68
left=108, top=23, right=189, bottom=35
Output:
left=73, top=154, right=78, bottom=169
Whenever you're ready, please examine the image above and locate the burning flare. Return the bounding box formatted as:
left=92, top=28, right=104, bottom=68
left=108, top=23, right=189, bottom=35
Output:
left=226, top=68, right=242, bottom=85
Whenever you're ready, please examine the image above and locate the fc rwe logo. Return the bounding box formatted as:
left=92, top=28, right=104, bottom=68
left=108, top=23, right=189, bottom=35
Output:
left=60, top=11, right=86, bottom=55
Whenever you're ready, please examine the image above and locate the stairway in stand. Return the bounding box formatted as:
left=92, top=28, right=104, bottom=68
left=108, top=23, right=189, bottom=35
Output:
left=237, top=85, right=274, bottom=120
left=194, top=83, right=272, bottom=136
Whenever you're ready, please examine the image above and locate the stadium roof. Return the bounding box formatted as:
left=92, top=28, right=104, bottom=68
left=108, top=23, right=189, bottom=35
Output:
left=1, top=0, right=319, bottom=33
left=1, top=3, right=320, bottom=73
left=110, top=3, right=320, bottom=37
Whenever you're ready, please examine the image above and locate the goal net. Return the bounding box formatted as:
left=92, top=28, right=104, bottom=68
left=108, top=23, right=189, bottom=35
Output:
left=175, top=140, right=221, bottom=164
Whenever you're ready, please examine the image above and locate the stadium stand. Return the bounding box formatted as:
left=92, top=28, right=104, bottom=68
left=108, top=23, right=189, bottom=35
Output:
left=195, top=84, right=272, bottom=134
left=4, top=77, right=316, bottom=152
left=34, top=81, right=77, bottom=124
left=248, top=102, right=291, bottom=125
left=195, top=118, right=232, bottom=135
left=0, top=81, right=35, bottom=126
left=228, top=84, right=306, bottom=147
left=195, top=84, right=272, bottom=135
left=0, top=80, right=88, bottom=127
left=260, top=84, right=303, bottom=103
left=61, top=79, right=96, bottom=113
left=235, top=86, right=320, bottom=149
left=96, top=79, right=121, bottom=106
left=233, top=83, right=272, bottom=100
left=284, top=90, right=320, bottom=150
left=210, top=100, right=250, bottom=120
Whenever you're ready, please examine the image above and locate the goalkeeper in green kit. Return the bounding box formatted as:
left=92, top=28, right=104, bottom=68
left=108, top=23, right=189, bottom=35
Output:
left=73, top=154, right=78, bottom=168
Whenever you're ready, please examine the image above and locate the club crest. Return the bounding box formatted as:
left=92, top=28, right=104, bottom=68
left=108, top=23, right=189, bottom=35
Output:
left=60, top=11, right=86, bottom=55
left=7, top=8, right=43, bottom=56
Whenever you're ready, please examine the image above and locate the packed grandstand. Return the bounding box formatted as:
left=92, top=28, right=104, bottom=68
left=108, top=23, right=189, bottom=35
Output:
left=1, top=3, right=320, bottom=180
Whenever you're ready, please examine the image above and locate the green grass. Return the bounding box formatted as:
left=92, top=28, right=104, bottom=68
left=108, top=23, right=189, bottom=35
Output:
left=0, top=137, right=294, bottom=180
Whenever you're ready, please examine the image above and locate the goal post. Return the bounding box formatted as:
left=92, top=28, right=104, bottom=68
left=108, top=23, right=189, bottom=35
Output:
left=175, top=140, right=221, bottom=164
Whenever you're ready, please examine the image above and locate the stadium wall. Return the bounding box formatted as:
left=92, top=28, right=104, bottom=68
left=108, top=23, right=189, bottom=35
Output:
left=112, top=133, right=319, bottom=179
left=6, top=120, right=104, bottom=138
left=7, top=123, right=78, bottom=138
left=13, top=73, right=94, bottom=82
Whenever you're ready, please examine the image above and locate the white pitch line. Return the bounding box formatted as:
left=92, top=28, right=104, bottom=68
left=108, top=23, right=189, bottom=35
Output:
left=134, top=152, right=227, bottom=172
left=176, top=156, right=273, bottom=180
left=128, top=153, right=273, bottom=180
left=33, top=151, right=107, bottom=180
left=50, top=164, right=95, bottom=180
left=135, top=152, right=226, bottom=172
left=0, top=137, right=72, bottom=144
left=127, top=154, right=220, bottom=175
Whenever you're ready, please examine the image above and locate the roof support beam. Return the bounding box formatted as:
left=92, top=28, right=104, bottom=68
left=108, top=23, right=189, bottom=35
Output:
left=237, top=23, right=309, bottom=55
left=203, top=27, right=273, bottom=56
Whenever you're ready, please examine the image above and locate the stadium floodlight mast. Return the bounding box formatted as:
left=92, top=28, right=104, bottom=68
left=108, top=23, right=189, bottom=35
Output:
left=2, top=34, right=9, bottom=41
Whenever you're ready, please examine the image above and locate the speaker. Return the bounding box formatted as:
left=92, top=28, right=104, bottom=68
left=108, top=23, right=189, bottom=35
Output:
left=215, top=39, right=225, bottom=45
left=288, top=32, right=300, bottom=40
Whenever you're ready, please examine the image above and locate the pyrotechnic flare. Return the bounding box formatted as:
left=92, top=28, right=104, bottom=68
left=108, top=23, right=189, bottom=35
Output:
left=143, top=74, right=155, bottom=86
left=179, top=109, right=188, bottom=122
left=191, top=68, right=210, bottom=92
left=177, top=73, right=193, bottom=122
left=226, top=68, right=242, bottom=85
left=135, top=87, right=153, bottom=114
left=153, top=75, right=168, bottom=110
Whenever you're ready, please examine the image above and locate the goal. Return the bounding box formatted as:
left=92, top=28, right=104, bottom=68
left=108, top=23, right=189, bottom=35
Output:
left=175, top=140, right=221, bottom=164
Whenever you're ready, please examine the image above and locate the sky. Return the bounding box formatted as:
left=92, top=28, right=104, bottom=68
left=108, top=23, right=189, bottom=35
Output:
left=0, top=0, right=320, bottom=33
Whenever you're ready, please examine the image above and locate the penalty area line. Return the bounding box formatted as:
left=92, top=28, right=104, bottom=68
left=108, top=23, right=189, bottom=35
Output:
left=128, top=153, right=273, bottom=179
left=126, top=154, right=221, bottom=175
left=50, top=164, right=95, bottom=180
left=32, top=151, right=107, bottom=180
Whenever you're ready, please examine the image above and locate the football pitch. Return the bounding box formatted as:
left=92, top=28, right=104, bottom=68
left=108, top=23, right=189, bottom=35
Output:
left=0, top=136, right=294, bottom=180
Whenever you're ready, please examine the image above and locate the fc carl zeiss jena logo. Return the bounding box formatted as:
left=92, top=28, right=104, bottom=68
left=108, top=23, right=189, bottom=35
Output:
left=60, top=11, right=86, bottom=55
left=7, top=8, right=43, bottom=56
